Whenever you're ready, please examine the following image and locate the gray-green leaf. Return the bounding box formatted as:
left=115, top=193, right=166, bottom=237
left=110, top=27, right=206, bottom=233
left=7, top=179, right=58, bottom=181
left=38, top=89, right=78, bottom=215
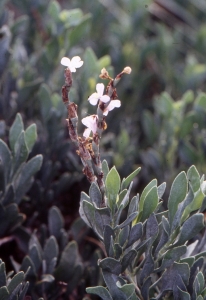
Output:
left=48, top=206, right=64, bottom=240
left=139, top=179, right=157, bottom=212
left=121, top=167, right=141, bottom=191
left=105, top=167, right=120, bottom=213
left=0, top=140, right=12, bottom=190
left=175, top=214, right=204, bottom=246
left=86, top=286, right=112, bottom=300
left=14, top=155, right=43, bottom=204
left=102, top=159, right=109, bottom=182
left=9, top=113, right=24, bottom=152
left=140, top=186, right=159, bottom=222
left=168, top=171, right=187, bottom=227
left=25, top=124, right=37, bottom=153
left=7, top=272, right=24, bottom=294
left=89, top=182, right=102, bottom=207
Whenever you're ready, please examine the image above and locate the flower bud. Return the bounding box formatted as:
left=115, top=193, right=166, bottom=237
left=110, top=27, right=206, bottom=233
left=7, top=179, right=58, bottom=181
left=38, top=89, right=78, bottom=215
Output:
left=99, top=68, right=110, bottom=79
left=123, top=66, right=132, bottom=74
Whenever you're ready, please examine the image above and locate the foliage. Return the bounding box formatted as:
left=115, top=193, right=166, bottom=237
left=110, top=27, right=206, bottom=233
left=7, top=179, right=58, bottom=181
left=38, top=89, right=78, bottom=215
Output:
left=0, top=113, right=42, bottom=237
left=0, top=0, right=113, bottom=212
left=1, top=0, right=206, bottom=300
left=0, top=260, right=30, bottom=300
left=137, top=90, right=206, bottom=188
left=0, top=113, right=101, bottom=298
left=17, top=206, right=85, bottom=299
left=82, top=163, right=206, bottom=299
left=0, top=0, right=111, bottom=298
left=69, top=0, right=206, bottom=184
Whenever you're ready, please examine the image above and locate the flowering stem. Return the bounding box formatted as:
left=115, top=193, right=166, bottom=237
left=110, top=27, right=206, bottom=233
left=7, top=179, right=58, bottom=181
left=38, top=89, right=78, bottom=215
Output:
left=62, top=68, right=96, bottom=183
left=91, top=133, right=106, bottom=202
left=61, top=65, right=131, bottom=206
left=93, top=68, right=131, bottom=204
left=92, top=104, right=106, bottom=203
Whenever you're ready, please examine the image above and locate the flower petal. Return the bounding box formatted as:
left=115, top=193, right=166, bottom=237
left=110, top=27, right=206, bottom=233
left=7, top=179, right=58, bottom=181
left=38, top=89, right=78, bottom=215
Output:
left=88, top=93, right=99, bottom=105
left=71, top=56, right=81, bottom=63
left=103, top=100, right=121, bottom=115
left=108, top=100, right=121, bottom=110
left=103, top=109, right=109, bottom=116
left=82, top=115, right=98, bottom=134
left=70, top=66, right=76, bottom=72
left=61, top=57, right=71, bottom=67
left=82, top=116, right=92, bottom=127
left=74, top=60, right=84, bottom=68
left=100, top=95, right=110, bottom=103
left=83, top=128, right=91, bottom=138
left=71, top=56, right=84, bottom=68
left=96, top=83, right=104, bottom=97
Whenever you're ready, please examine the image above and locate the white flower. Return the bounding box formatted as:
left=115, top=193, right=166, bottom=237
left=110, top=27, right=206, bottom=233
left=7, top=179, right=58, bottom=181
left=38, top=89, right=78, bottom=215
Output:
left=88, top=83, right=121, bottom=115
left=60, top=56, right=83, bottom=72
left=82, top=115, right=98, bottom=137
left=103, top=100, right=121, bottom=116
left=88, top=83, right=110, bottom=105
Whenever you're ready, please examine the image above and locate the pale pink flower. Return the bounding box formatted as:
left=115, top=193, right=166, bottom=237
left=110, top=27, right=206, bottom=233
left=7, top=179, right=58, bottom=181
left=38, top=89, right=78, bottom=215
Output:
left=88, top=83, right=110, bottom=105
left=82, top=115, right=98, bottom=137
left=103, top=100, right=121, bottom=116
left=60, top=56, right=83, bottom=72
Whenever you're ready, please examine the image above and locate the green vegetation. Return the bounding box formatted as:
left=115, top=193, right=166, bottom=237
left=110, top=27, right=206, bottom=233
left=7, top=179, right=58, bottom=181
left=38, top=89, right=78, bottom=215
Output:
left=1, top=0, right=206, bottom=299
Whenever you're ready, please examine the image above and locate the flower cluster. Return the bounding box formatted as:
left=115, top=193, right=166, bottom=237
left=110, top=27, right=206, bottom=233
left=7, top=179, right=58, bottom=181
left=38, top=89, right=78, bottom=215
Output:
left=82, top=83, right=121, bottom=137
left=61, top=55, right=131, bottom=193
left=61, top=56, right=122, bottom=138
left=60, top=56, right=132, bottom=140
left=88, top=83, right=121, bottom=115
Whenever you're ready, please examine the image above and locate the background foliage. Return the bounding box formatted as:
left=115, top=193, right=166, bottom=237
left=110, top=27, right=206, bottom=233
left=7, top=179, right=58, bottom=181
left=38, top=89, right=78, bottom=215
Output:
left=0, top=0, right=206, bottom=299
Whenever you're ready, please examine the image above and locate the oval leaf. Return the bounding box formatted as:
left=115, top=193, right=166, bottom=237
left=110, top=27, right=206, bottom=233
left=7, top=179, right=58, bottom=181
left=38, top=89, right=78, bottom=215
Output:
left=105, top=167, right=120, bottom=212
left=86, top=286, right=112, bottom=300
left=9, top=113, right=24, bottom=152
left=168, top=171, right=187, bottom=227
left=175, top=214, right=204, bottom=246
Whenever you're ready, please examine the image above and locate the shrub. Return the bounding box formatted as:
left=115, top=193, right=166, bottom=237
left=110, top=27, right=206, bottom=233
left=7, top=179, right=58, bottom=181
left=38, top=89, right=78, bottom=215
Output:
left=62, top=59, right=206, bottom=299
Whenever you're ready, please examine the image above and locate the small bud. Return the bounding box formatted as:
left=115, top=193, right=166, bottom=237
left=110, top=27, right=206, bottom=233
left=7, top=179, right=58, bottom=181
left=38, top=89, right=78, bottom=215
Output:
left=99, top=68, right=110, bottom=79
left=123, top=66, right=132, bottom=74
